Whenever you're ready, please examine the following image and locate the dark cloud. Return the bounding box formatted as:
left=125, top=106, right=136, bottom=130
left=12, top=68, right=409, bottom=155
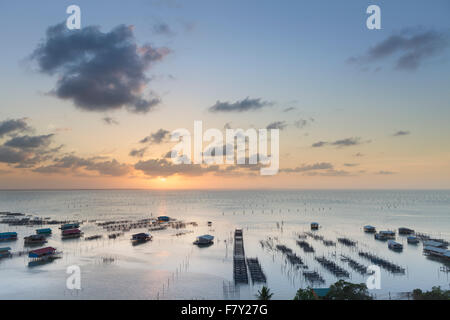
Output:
left=33, top=155, right=130, bottom=176
left=208, top=97, right=273, bottom=113
left=312, top=141, right=328, bottom=148
left=152, top=22, right=175, bottom=36
left=31, top=23, right=170, bottom=113
left=0, top=119, right=30, bottom=137
left=0, top=146, right=30, bottom=164
left=135, top=158, right=219, bottom=178
left=294, top=119, right=309, bottom=129
left=280, top=162, right=333, bottom=173
left=103, top=117, right=119, bottom=125
left=283, top=107, right=296, bottom=112
left=349, top=28, right=449, bottom=70
left=312, top=137, right=366, bottom=148
left=4, top=134, right=54, bottom=149
left=393, top=130, right=410, bottom=137
left=331, top=137, right=362, bottom=147
left=266, top=121, right=287, bottom=130
left=305, top=169, right=352, bottom=177
left=129, top=147, right=148, bottom=158
left=84, top=159, right=131, bottom=176
left=140, top=129, right=170, bottom=144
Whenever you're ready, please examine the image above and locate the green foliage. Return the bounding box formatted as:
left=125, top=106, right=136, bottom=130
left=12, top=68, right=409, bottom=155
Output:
left=412, top=286, right=450, bottom=300
left=324, top=280, right=373, bottom=300
left=256, top=286, right=274, bottom=300
left=293, top=287, right=317, bottom=300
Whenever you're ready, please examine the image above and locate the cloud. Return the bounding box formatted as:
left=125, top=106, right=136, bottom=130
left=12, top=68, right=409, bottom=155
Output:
left=393, top=130, right=410, bottom=137
left=349, top=28, right=449, bottom=70
left=331, top=137, right=363, bottom=147
left=280, top=162, right=333, bottom=173
left=312, top=137, right=367, bottom=148
left=31, top=23, right=170, bottom=113
left=103, top=117, right=119, bottom=125
left=0, top=119, right=30, bottom=137
left=266, top=121, right=287, bottom=130
left=344, top=163, right=359, bottom=167
left=129, top=147, right=148, bottom=158
left=0, top=146, right=30, bottom=164
left=4, top=134, right=54, bottom=149
left=294, top=119, right=310, bottom=129
left=283, top=107, right=296, bottom=112
left=84, top=159, right=131, bottom=176
left=312, top=141, right=328, bottom=148
left=33, top=155, right=130, bottom=176
left=208, top=97, right=273, bottom=113
left=140, top=129, right=170, bottom=144
left=376, top=170, right=396, bottom=175
left=152, top=22, right=175, bottom=36
left=135, top=158, right=219, bottom=178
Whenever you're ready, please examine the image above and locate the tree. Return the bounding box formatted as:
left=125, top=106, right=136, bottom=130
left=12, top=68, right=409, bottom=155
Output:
left=412, top=286, right=450, bottom=300
left=324, top=280, right=372, bottom=300
left=256, top=286, right=274, bottom=300
left=293, top=287, right=317, bottom=300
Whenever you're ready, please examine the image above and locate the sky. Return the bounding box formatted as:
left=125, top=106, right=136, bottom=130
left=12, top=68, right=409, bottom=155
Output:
left=0, top=0, right=449, bottom=189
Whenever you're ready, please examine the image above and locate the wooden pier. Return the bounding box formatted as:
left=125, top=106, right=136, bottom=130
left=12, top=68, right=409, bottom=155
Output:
left=233, top=229, right=248, bottom=284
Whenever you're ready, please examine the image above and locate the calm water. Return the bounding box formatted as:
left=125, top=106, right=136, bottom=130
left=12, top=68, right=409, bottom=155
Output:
left=0, top=190, right=449, bottom=300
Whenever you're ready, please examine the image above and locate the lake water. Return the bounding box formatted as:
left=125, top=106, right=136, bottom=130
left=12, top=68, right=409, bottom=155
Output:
left=0, top=190, right=449, bottom=300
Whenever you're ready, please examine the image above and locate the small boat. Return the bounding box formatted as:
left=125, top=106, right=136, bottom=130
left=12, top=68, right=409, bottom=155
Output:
left=423, top=246, right=449, bottom=258
left=398, top=227, right=415, bottom=235
left=0, top=232, right=18, bottom=242
left=157, top=216, right=170, bottom=222
left=62, top=228, right=83, bottom=239
left=85, top=235, right=102, bottom=241
left=364, top=225, right=376, bottom=233
left=374, top=233, right=388, bottom=241
left=193, top=234, right=214, bottom=246
left=379, top=230, right=395, bottom=239
left=36, top=228, right=52, bottom=235
left=423, top=240, right=447, bottom=249
left=28, top=247, right=60, bottom=261
left=60, top=223, right=80, bottom=230
left=310, top=222, right=319, bottom=230
left=24, top=234, right=47, bottom=245
left=131, top=233, right=152, bottom=242
left=148, top=224, right=168, bottom=231
left=0, top=247, right=11, bottom=258
left=407, top=236, right=420, bottom=244
left=388, top=240, right=403, bottom=251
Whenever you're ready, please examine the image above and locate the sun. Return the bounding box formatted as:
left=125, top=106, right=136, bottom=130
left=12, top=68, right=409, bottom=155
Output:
left=160, top=178, right=167, bottom=182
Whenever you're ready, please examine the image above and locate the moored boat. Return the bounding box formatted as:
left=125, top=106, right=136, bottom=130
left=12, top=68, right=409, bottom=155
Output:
left=398, top=227, right=415, bottom=235
left=379, top=230, right=396, bottom=239
left=310, top=222, right=319, bottom=230
left=0, top=247, right=11, bottom=258
left=36, top=228, right=52, bottom=235
left=24, top=234, right=47, bottom=245
left=28, top=247, right=60, bottom=261
left=388, top=240, right=403, bottom=251
left=60, top=223, right=80, bottom=230
left=0, top=232, right=18, bottom=242
left=62, top=228, right=83, bottom=239
left=131, top=233, right=152, bottom=242
left=364, top=225, right=376, bottom=233
left=407, top=236, right=420, bottom=244
left=193, top=234, right=214, bottom=246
